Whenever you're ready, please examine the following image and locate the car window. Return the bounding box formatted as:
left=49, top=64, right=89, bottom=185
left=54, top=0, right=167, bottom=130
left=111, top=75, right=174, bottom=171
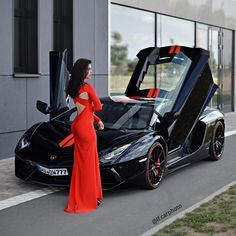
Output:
left=96, top=102, right=153, bottom=130
left=140, top=52, right=192, bottom=116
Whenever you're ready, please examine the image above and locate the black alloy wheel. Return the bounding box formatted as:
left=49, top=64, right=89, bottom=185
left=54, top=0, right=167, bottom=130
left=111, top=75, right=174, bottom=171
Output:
left=209, top=121, right=225, bottom=161
left=140, top=142, right=166, bottom=189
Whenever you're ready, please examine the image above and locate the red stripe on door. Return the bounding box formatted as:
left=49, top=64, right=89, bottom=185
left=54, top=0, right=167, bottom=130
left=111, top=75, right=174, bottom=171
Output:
left=175, top=46, right=181, bottom=53
left=147, top=88, right=155, bottom=98
left=169, top=46, right=176, bottom=54
left=153, top=88, right=160, bottom=98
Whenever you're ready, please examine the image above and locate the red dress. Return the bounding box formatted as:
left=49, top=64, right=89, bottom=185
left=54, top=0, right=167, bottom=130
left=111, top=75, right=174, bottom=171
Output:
left=64, top=82, right=103, bottom=213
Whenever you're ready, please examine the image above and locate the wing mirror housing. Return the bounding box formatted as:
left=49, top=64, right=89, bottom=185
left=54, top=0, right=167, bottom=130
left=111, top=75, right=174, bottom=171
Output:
left=161, top=111, right=180, bottom=124
left=154, top=111, right=180, bottom=139
left=158, top=111, right=180, bottom=133
left=36, top=100, right=52, bottom=115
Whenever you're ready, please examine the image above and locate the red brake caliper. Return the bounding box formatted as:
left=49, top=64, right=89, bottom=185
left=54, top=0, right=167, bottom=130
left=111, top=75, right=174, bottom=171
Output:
left=155, top=157, right=160, bottom=175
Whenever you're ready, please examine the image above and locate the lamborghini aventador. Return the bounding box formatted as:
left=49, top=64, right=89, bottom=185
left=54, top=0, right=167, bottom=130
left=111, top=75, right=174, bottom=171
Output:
left=15, top=45, right=225, bottom=190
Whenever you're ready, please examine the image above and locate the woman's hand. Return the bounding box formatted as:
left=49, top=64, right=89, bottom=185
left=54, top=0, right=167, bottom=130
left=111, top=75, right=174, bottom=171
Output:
left=98, top=120, right=104, bottom=130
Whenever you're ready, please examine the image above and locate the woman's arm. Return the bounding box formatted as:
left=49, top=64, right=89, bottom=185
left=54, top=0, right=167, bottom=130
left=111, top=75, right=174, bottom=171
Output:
left=93, top=114, right=101, bottom=123
left=93, top=114, right=104, bottom=130
left=86, top=83, right=102, bottom=112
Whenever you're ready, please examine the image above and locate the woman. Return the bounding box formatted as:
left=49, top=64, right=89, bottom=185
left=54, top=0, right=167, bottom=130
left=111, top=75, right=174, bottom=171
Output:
left=64, top=58, right=104, bottom=214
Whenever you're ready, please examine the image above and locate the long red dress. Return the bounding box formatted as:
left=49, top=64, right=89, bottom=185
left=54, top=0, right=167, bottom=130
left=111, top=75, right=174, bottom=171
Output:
left=64, top=82, right=103, bottom=213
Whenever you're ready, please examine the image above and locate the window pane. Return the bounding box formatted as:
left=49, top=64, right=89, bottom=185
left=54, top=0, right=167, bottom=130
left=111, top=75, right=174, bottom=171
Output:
left=14, top=0, right=38, bottom=73
left=14, top=17, right=22, bottom=71
left=27, top=0, right=37, bottom=11
left=110, top=4, right=155, bottom=94
left=197, top=23, right=222, bottom=110
left=139, top=52, right=192, bottom=116
left=222, top=29, right=233, bottom=112
left=140, top=64, right=155, bottom=90
left=208, top=27, right=220, bottom=109
left=14, top=0, right=20, bottom=9
left=53, top=0, right=73, bottom=71
left=157, top=15, right=194, bottom=47
left=196, top=23, right=208, bottom=50
left=27, top=17, right=38, bottom=73
left=63, top=0, right=72, bottom=17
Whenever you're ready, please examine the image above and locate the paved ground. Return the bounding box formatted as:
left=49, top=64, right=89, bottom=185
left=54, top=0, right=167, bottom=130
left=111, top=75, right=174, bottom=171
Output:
left=0, top=111, right=235, bottom=236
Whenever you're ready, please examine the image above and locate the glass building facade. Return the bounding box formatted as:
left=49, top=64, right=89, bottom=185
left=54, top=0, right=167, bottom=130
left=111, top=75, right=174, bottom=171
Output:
left=110, top=3, right=234, bottom=112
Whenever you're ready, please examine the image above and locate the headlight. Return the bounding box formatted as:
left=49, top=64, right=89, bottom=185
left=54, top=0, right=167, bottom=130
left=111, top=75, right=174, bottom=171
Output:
left=102, top=144, right=131, bottom=160
left=116, top=135, right=153, bottom=163
left=18, top=136, right=31, bottom=149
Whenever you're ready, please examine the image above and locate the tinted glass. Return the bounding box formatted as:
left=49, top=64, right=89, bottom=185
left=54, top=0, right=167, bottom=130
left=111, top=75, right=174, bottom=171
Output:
left=53, top=0, right=73, bottom=71
left=139, top=52, right=192, bottom=116
left=54, top=50, right=70, bottom=112
left=96, top=102, right=153, bottom=130
left=54, top=102, right=153, bottom=130
left=14, top=0, right=38, bottom=73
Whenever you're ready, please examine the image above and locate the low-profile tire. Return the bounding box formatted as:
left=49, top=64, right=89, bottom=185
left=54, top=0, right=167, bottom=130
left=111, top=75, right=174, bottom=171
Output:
left=209, top=121, right=225, bottom=161
left=139, top=142, right=166, bottom=189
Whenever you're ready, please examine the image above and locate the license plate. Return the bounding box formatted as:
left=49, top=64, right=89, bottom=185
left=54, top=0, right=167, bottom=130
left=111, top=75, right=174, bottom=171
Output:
left=36, top=164, right=69, bottom=176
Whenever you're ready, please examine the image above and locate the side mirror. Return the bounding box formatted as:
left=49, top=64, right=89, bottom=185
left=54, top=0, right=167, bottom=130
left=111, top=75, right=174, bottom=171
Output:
left=36, top=100, right=52, bottom=114
left=161, top=111, right=180, bottom=124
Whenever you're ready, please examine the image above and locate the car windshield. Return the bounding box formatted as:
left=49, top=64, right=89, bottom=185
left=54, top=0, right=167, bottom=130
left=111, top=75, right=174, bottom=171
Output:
left=53, top=102, right=154, bottom=130
left=139, top=51, right=192, bottom=116
left=95, top=101, right=153, bottom=130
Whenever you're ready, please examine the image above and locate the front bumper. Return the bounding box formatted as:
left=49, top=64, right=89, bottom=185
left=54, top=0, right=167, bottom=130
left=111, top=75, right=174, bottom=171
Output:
left=15, top=155, right=72, bottom=187
left=15, top=154, right=147, bottom=189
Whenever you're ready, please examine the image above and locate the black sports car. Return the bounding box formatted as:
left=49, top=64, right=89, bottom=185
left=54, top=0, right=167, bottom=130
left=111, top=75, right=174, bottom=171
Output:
left=15, top=45, right=225, bottom=190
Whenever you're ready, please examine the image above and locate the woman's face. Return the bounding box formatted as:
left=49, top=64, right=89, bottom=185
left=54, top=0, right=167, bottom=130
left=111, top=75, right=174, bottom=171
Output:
left=86, top=63, right=93, bottom=79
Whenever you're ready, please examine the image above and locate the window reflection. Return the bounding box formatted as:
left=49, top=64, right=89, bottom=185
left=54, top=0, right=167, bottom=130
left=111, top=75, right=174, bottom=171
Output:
left=196, top=23, right=208, bottom=50
left=222, top=29, right=233, bottom=112
left=157, top=15, right=194, bottom=47
left=196, top=24, right=220, bottom=109
left=110, top=4, right=155, bottom=94
left=208, top=27, right=220, bottom=109
left=197, top=24, right=234, bottom=112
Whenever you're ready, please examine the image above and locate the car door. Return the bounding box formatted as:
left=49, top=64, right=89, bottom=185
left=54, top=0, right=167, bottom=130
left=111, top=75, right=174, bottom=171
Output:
left=50, top=49, right=70, bottom=119
left=125, top=45, right=218, bottom=145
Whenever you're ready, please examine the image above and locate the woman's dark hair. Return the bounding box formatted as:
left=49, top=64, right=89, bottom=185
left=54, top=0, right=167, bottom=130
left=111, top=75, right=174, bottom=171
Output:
left=66, top=58, right=91, bottom=98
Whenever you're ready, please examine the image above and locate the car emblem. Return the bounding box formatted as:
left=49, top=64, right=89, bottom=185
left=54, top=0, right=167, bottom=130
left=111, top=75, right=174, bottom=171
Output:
left=50, top=155, right=57, bottom=161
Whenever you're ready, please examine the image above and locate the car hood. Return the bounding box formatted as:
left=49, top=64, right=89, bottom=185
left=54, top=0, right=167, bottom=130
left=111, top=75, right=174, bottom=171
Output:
left=19, top=122, right=150, bottom=159
left=97, top=129, right=149, bottom=152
